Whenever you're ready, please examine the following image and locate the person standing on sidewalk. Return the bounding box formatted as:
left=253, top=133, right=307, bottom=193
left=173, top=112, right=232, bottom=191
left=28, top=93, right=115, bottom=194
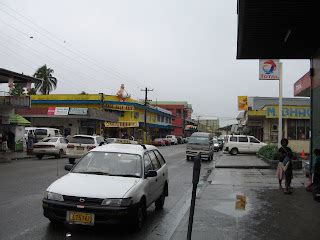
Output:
left=277, top=138, right=293, bottom=194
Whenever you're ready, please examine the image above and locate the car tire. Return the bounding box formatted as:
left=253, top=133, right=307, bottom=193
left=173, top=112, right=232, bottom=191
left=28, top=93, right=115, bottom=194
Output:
left=230, top=148, right=238, bottom=155
left=36, top=155, right=43, bottom=160
left=155, top=188, right=166, bottom=210
left=69, top=158, right=75, bottom=164
left=131, top=200, right=146, bottom=231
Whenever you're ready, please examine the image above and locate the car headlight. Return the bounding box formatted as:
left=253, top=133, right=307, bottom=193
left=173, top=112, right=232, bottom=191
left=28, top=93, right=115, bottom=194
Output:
left=214, top=143, right=219, bottom=147
left=44, top=191, right=64, bottom=202
left=101, top=198, right=132, bottom=207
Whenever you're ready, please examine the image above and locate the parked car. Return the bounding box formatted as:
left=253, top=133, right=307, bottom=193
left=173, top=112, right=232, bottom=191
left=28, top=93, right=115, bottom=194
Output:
left=213, top=138, right=220, bottom=151
left=152, top=138, right=166, bottom=146
left=33, top=137, right=68, bottom=159
left=106, top=138, right=138, bottom=144
left=166, top=135, right=178, bottom=145
left=223, top=135, right=267, bottom=155
left=66, top=135, right=105, bottom=164
left=162, top=138, right=171, bottom=146
left=34, top=128, right=62, bottom=141
left=186, top=132, right=214, bottom=161
left=43, top=143, right=169, bottom=230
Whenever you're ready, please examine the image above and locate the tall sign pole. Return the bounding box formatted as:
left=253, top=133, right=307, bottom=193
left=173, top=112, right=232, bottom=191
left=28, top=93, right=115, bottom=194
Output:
left=259, top=59, right=281, bottom=146
left=278, top=63, right=283, bottom=148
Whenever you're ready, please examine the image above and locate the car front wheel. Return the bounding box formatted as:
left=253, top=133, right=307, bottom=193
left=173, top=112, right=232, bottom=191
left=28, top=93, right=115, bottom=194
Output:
left=155, top=188, right=166, bottom=210
left=131, top=200, right=146, bottom=231
left=230, top=148, right=238, bottom=155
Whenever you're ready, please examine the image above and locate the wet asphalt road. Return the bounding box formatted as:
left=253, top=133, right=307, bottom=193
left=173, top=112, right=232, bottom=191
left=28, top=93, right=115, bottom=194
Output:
left=0, top=144, right=217, bottom=240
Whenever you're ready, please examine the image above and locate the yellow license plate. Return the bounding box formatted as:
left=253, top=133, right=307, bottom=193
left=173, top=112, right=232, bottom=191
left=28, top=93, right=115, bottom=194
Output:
left=67, top=211, right=94, bottom=225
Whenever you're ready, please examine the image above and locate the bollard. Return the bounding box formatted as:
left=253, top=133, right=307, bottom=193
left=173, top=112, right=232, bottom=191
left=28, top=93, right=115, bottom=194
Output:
left=187, top=153, right=201, bottom=240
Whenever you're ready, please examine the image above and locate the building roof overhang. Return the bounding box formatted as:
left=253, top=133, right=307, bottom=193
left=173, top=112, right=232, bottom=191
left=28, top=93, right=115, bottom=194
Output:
left=237, top=0, right=320, bottom=59
left=0, top=68, right=42, bottom=85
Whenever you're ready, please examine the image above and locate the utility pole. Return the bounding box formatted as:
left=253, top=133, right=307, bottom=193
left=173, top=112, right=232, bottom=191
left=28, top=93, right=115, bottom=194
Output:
left=141, top=87, right=153, bottom=144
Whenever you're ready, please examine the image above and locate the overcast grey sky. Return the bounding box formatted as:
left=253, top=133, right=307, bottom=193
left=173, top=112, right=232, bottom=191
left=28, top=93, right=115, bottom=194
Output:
left=0, top=0, right=309, bottom=126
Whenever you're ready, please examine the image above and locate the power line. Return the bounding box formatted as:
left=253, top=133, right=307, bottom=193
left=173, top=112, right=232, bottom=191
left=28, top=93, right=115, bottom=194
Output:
left=0, top=3, right=148, bottom=89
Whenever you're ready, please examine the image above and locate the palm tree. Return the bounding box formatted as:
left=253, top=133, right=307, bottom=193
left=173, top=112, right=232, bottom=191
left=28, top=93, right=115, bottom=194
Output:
left=33, top=65, right=57, bottom=95
left=10, top=83, right=25, bottom=96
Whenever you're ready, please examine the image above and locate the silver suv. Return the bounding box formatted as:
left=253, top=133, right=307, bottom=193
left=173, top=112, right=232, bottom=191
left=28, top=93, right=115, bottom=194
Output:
left=186, top=132, right=214, bottom=161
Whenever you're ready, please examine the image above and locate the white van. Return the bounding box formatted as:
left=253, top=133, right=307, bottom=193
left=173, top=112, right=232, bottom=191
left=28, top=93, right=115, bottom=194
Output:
left=224, top=135, right=267, bottom=155
left=166, top=135, right=178, bottom=145
left=34, top=128, right=62, bottom=141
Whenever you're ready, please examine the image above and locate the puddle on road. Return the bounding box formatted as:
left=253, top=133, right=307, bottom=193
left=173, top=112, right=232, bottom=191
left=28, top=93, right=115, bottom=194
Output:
left=213, top=193, right=251, bottom=218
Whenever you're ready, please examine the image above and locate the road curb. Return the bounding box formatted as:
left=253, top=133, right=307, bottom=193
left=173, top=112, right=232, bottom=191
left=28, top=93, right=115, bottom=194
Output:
left=215, top=165, right=271, bottom=169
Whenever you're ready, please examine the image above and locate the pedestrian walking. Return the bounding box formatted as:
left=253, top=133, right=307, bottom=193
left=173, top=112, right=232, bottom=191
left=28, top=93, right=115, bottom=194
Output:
left=277, top=138, right=293, bottom=194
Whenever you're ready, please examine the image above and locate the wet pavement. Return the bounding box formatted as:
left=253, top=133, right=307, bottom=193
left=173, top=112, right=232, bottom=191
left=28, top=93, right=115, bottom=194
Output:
left=171, top=156, right=320, bottom=240
left=0, top=144, right=214, bottom=240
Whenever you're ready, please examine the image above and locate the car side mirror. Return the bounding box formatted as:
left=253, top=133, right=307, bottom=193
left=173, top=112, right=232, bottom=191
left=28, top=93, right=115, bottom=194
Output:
left=65, top=164, right=73, bottom=171
left=145, top=170, right=157, bottom=178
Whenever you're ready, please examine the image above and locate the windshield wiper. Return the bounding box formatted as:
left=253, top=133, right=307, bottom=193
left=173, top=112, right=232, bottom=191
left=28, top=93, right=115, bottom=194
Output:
left=75, top=171, right=110, bottom=175
left=109, top=174, right=140, bottom=178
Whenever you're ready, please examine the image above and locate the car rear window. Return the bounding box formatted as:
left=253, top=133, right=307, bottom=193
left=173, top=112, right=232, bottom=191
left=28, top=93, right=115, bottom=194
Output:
left=35, top=129, right=47, bottom=135
left=238, top=137, right=248, bottom=142
left=69, top=136, right=95, bottom=144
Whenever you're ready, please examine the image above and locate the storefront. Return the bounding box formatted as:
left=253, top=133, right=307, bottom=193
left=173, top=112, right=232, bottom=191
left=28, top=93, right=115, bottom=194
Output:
left=17, top=107, right=118, bottom=136
left=238, top=97, right=310, bottom=153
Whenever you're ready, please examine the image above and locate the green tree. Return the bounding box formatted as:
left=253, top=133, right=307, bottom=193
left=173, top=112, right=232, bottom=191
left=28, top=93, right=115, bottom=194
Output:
left=27, top=88, right=37, bottom=95
left=33, top=65, right=57, bottom=95
left=10, top=83, right=25, bottom=96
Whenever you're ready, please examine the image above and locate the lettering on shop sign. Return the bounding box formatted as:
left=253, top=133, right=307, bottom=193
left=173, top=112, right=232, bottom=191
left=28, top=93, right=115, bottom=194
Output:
left=265, top=106, right=310, bottom=119
left=105, top=104, right=134, bottom=111
left=105, top=122, right=139, bottom=128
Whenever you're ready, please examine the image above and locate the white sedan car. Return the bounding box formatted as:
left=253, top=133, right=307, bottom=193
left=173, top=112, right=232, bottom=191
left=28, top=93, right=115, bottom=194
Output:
left=33, top=137, right=68, bottom=159
left=66, top=135, right=105, bottom=164
left=43, top=144, right=169, bottom=230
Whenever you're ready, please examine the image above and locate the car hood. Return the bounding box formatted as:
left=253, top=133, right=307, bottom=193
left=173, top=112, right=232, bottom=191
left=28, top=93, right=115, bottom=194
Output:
left=47, top=173, right=141, bottom=199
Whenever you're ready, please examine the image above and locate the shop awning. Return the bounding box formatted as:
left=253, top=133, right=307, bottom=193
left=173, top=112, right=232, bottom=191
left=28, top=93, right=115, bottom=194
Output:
left=237, top=0, right=320, bottom=59
left=9, top=114, right=31, bottom=126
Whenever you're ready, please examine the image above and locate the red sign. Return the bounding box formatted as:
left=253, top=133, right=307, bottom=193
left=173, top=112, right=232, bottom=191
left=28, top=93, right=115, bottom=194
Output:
left=47, top=107, right=55, bottom=115
left=294, top=72, right=311, bottom=97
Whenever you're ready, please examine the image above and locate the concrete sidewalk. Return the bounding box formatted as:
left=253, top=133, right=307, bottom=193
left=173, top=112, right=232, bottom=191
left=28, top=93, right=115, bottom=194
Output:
left=0, top=151, right=33, bottom=162
left=215, top=153, right=270, bottom=169
left=171, top=167, right=319, bottom=240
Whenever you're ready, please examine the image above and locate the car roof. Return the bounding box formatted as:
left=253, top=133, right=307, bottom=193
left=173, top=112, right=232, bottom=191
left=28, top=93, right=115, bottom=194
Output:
left=91, top=143, right=157, bottom=156
left=191, top=132, right=210, bottom=137
left=73, top=135, right=97, bottom=138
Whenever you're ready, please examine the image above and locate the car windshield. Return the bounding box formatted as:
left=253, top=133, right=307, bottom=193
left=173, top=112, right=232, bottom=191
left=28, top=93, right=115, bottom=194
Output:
left=69, top=136, right=95, bottom=144
left=189, top=137, right=209, bottom=145
left=41, top=138, right=58, bottom=142
left=72, top=152, right=142, bottom=177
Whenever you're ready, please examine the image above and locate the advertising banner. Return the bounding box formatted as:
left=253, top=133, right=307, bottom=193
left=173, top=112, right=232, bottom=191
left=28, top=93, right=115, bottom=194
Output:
left=69, top=108, right=88, bottom=115
left=47, top=107, right=55, bottom=115
left=259, top=59, right=280, bottom=80
left=105, top=104, right=134, bottom=111
left=54, top=107, right=69, bottom=116
left=105, top=121, right=139, bottom=128
left=238, top=96, right=248, bottom=111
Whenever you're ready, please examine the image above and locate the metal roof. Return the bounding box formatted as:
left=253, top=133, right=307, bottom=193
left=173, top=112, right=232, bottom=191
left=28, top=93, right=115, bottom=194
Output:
left=0, top=68, right=42, bottom=84
left=237, top=0, right=320, bottom=59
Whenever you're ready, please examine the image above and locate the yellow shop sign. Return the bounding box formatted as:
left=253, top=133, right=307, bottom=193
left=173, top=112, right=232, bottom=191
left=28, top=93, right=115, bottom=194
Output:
left=265, top=106, right=310, bottom=119
left=105, top=121, right=139, bottom=128
left=105, top=104, right=134, bottom=111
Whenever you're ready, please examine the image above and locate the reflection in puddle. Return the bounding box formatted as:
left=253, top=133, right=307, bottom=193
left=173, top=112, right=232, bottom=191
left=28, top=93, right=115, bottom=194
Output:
left=213, top=193, right=251, bottom=218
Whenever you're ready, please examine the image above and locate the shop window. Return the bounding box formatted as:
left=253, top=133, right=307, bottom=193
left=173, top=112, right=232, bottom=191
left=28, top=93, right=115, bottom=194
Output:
left=271, top=124, right=278, bottom=132
left=176, top=109, right=181, bottom=117
left=287, top=120, right=297, bottom=140
left=134, top=112, right=139, bottom=119
left=161, top=116, right=164, bottom=122
left=306, top=121, right=310, bottom=139
left=157, top=115, right=160, bottom=122
left=297, top=120, right=306, bottom=140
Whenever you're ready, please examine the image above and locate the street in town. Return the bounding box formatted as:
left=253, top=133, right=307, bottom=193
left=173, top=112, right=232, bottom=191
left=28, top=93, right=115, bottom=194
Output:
left=1, top=145, right=320, bottom=240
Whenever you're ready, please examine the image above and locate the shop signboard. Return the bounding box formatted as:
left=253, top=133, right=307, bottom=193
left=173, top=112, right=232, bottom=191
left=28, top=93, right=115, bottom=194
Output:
left=105, top=121, right=139, bottom=128
left=47, top=107, right=55, bottom=115
left=238, top=96, right=248, bottom=111
left=265, top=106, right=310, bottom=119
left=105, top=104, right=134, bottom=111
left=69, top=108, right=88, bottom=115
left=54, top=107, right=69, bottom=116
left=259, top=59, right=280, bottom=80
